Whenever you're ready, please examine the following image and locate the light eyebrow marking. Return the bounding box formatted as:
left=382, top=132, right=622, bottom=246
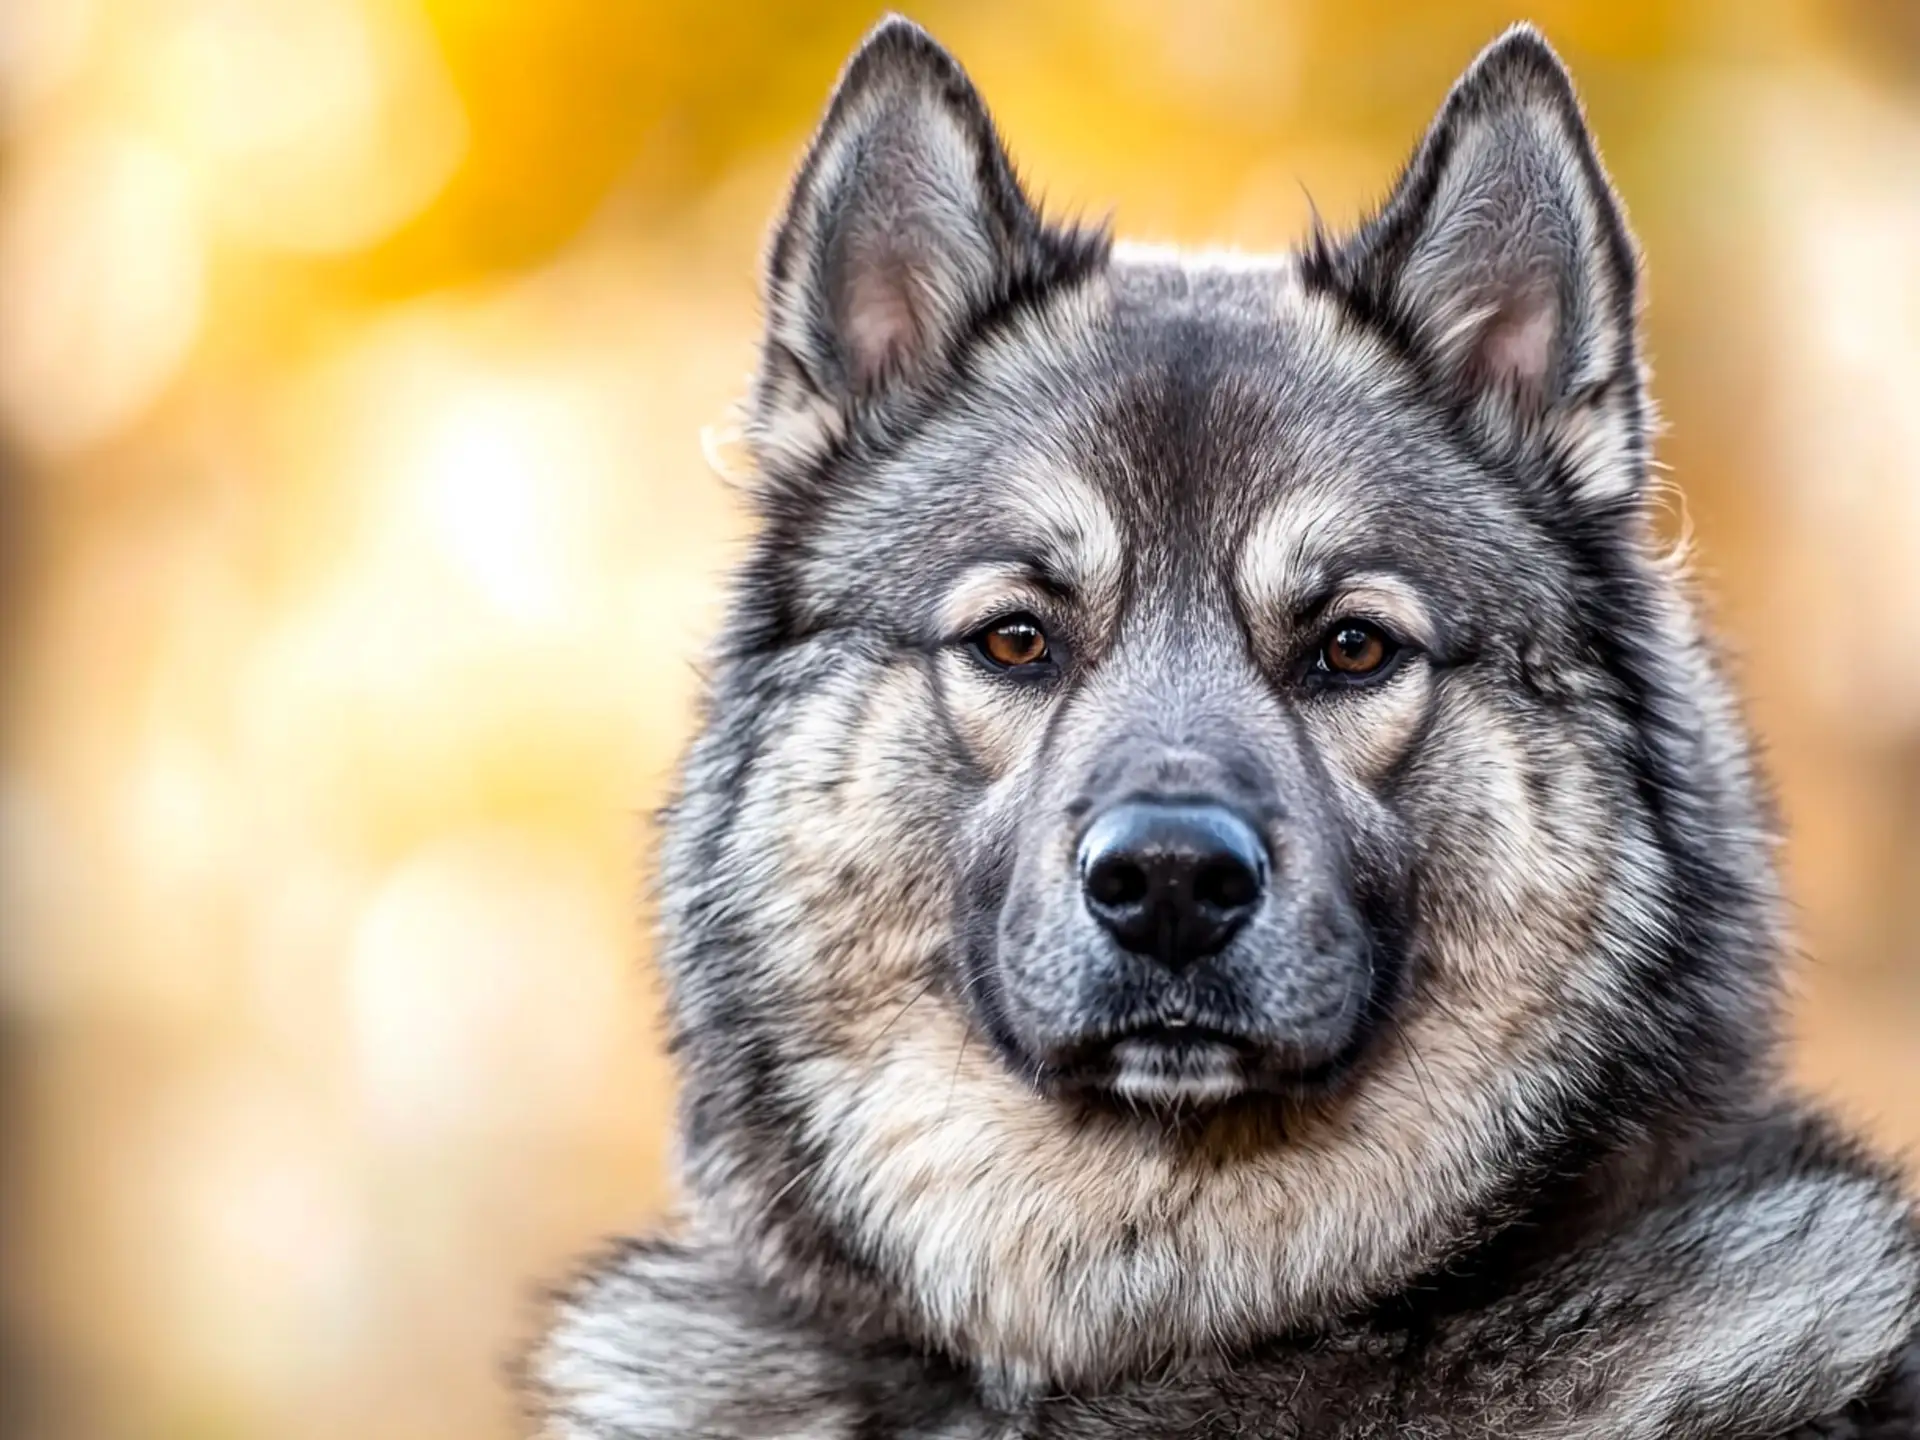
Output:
left=1237, top=479, right=1372, bottom=620
left=1006, top=461, right=1125, bottom=635
left=937, top=563, right=1057, bottom=639
left=1319, top=573, right=1438, bottom=651
left=1237, top=486, right=1439, bottom=656
left=932, top=461, right=1127, bottom=645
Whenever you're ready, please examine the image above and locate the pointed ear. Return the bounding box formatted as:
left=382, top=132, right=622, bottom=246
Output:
left=1303, top=26, right=1647, bottom=513
left=746, top=16, right=1108, bottom=479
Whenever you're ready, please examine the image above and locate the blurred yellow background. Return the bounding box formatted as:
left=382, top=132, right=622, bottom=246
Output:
left=2, top=1, right=1918, bottom=1436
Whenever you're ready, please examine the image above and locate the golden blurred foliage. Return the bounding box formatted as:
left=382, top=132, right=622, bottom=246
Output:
left=2, top=1, right=1917, bottom=1436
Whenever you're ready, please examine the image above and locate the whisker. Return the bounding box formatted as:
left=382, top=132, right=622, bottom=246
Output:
left=859, top=970, right=942, bottom=1060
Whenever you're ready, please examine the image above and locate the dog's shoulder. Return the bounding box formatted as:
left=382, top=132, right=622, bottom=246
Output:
left=531, top=1229, right=996, bottom=1440
left=1442, top=1103, right=1920, bottom=1439
left=1020, top=1106, right=1920, bottom=1438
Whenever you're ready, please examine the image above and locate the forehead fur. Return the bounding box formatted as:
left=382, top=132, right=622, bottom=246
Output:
left=788, top=250, right=1572, bottom=644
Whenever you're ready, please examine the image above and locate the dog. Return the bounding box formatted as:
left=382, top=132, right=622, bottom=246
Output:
left=532, top=16, right=1920, bottom=1437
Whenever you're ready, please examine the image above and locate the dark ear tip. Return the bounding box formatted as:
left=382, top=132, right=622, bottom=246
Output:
left=861, top=12, right=936, bottom=44
left=1459, top=23, right=1581, bottom=108
left=842, top=13, right=967, bottom=89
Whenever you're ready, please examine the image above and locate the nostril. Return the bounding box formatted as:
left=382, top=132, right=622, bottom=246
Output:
left=1086, top=857, right=1150, bottom=908
left=1195, top=858, right=1259, bottom=912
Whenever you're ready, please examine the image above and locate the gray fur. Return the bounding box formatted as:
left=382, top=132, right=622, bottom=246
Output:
left=530, top=16, right=1920, bottom=1438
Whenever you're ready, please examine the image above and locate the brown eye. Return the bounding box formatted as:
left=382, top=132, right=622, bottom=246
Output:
left=976, top=616, right=1050, bottom=670
left=1321, top=621, right=1391, bottom=678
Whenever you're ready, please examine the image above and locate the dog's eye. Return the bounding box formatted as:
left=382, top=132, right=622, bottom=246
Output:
left=974, top=615, right=1050, bottom=670
left=1319, top=620, right=1394, bottom=680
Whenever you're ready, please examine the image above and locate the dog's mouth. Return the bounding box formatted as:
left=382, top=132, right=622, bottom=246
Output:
left=1032, top=1006, right=1386, bottom=1111
left=966, top=883, right=1411, bottom=1116
left=1102, top=1025, right=1251, bottom=1105
left=1040, top=1021, right=1334, bottom=1109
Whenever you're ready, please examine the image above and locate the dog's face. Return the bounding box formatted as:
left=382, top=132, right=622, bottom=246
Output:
left=661, top=19, right=1775, bottom=1386
left=932, top=294, right=1566, bottom=1111
left=808, top=270, right=1588, bottom=1114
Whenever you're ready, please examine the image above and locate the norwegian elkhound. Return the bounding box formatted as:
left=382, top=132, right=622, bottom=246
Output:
left=532, top=16, right=1920, bottom=1437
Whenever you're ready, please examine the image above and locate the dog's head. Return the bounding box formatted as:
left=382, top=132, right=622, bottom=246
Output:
left=659, top=17, right=1779, bottom=1386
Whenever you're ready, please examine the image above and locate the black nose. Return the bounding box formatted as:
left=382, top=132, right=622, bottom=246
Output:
left=1078, top=801, right=1267, bottom=969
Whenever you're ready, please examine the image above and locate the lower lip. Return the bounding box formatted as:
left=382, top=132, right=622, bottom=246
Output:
left=1105, top=1033, right=1247, bottom=1104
